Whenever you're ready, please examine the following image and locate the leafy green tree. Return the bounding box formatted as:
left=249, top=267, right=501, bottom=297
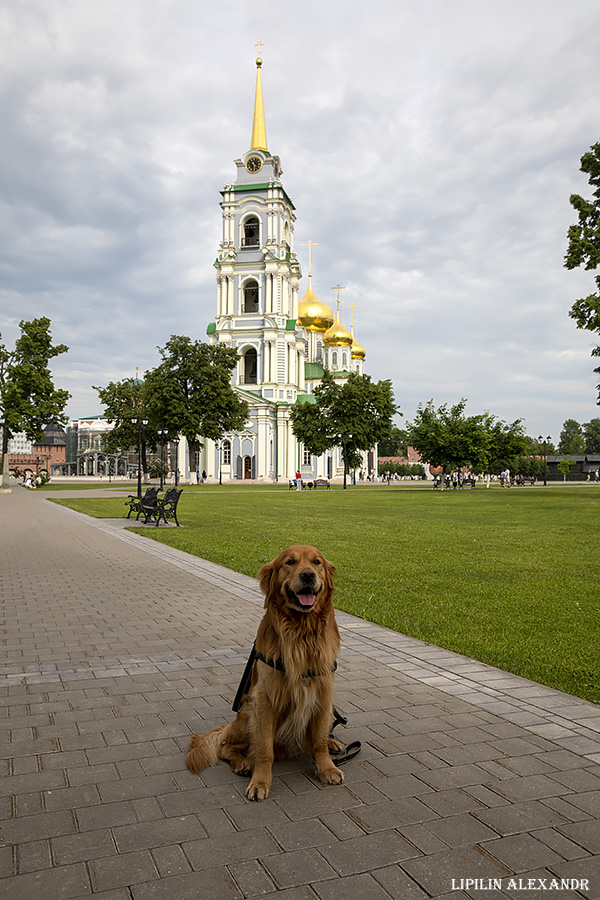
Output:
left=557, top=456, right=576, bottom=481
left=479, top=415, right=527, bottom=475
left=565, top=142, right=600, bottom=400
left=290, top=371, right=397, bottom=486
left=558, top=418, right=586, bottom=454
left=0, top=318, right=70, bottom=465
left=407, top=400, right=526, bottom=485
left=96, top=337, right=249, bottom=473
left=143, top=336, right=248, bottom=449
left=94, top=377, right=151, bottom=473
left=406, top=400, right=487, bottom=483
left=583, top=417, right=600, bottom=452
left=377, top=424, right=408, bottom=457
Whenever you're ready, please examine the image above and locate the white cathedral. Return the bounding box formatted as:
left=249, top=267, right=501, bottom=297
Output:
left=185, top=53, right=375, bottom=483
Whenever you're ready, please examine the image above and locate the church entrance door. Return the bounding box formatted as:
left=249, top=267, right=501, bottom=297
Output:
left=244, top=456, right=252, bottom=479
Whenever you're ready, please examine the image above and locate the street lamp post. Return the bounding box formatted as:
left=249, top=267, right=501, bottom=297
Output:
left=341, top=433, right=353, bottom=490
left=173, top=438, right=180, bottom=486
left=131, top=417, right=148, bottom=498
left=538, top=435, right=551, bottom=486
left=157, top=429, right=167, bottom=491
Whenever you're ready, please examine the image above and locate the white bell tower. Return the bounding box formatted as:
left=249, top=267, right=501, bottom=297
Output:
left=208, top=50, right=306, bottom=403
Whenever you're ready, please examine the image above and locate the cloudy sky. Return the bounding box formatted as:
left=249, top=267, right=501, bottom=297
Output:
left=1, top=0, right=599, bottom=441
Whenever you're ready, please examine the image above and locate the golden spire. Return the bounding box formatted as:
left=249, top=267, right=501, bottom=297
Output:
left=298, top=241, right=334, bottom=332
left=348, top=304, right=366, bottom=359
left=250, top=42, right=268, bottom=152
left=324, top=290, right=353, bottom=347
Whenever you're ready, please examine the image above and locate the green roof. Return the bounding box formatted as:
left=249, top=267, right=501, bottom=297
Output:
left=286, top=319, right=297, bottom=331
left=295, top=393, right=316, bottom=405
left=206, top=322, right=216, bottom=335
left=304, top=362, right=324, bottom=378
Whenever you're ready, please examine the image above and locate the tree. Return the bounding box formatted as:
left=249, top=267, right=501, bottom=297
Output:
left=95, top=336, right=249, bottom=472
left=558, top=418, right=586, bottom=455
left=143, top=336, right=249, bottom=448
left=0, top=318, right=70, bottom=466
left=583, top=417, right=600, bottom=453
left=479, top=415, right=527, bottom=475
left=557, top=456, right=576, bottom=481
left=565, top=142, right=600, bottom=401
left=377, top=424, right=408, bottom=457
left=407, top=400, right=526, bottom=486
left=406, top=400, right=486, bottom=483
left=94, top=377, right=151, bottom=473
left=290, top=371, right=397, bottom=486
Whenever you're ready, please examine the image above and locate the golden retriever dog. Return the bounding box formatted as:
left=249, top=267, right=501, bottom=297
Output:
left=187, top=545, right=344, bottom=801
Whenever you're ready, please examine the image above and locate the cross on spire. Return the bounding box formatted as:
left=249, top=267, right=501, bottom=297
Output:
left=347, top=302, right=358, bottom=331
left=255, top=40, right=264, bottom=60
left=301, top=240, right=319, bottom=277
left=331, top=285, right=346, bottom=314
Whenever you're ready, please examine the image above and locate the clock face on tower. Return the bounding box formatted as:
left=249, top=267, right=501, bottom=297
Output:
left=245, top=155, right=263, bottom=174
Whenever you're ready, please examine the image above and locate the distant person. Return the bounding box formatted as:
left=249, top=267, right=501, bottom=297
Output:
left=295, top=470, right=302, bottom=491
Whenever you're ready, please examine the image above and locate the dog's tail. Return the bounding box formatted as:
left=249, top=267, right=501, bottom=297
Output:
left=186, top=725, right=227, bottom=774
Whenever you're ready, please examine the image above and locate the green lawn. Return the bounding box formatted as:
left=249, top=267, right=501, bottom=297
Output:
left=51, top=485, right=600, bottom=704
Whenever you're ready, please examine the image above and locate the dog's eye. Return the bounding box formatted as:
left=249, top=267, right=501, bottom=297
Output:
left=313, top=558, right=321, bottom=565
left=285, top=558, right=295, bottom=566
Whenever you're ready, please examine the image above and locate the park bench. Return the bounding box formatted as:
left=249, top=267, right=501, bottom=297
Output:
left=307, top=478, right=330, bottom=490
left=141, top=487, right=183, bottom=527
left=125, top=486, right=159, bottom=519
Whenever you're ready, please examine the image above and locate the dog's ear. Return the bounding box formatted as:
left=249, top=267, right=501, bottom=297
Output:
left=258, top=559, right=276, bottom=608
left=322, top=557, right=337, bottom=593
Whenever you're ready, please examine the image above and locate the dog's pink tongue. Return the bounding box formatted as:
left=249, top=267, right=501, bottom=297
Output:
left=297, top=593, right=316, bottom=606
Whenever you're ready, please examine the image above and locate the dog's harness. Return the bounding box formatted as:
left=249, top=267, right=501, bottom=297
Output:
left=232, top=642, right=361, bottom=765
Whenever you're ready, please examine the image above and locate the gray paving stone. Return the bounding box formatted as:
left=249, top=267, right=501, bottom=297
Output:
left=371, top=864, right=429, bottom=899
left=474, top=799, right=570, bottom=835
left=319, top=830, right=419, bottom=876
left=425, top=812, right=499, bottom=848
left=267, top=818, right=335, bottom=851
left=183, top=829, right=281, bottom=870
left=313, top=871, right=394, bottom=900
left=130, top=867, right=242, bottom=900
left=112, top=815, right=207, bottom=852
left=400, top=846, right=511, bottom=897
left=262, top=848, right=338, bottom=889
left=52, top=828, right=117, bottom=864
left=0, top=862, right=92, bottom=899
left=481, top=833, right=564, bottom=871
left=150, top=844, right=193, bottom=877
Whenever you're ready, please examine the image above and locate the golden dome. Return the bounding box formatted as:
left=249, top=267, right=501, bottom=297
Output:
left=298, top=278, right=335, bottom=332
left=323, top=311, right=353, bottom=347
left=351, top=334, right=366, bottom=359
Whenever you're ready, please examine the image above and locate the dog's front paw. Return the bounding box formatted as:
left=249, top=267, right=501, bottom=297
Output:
left=246, top=780, right=271, bottom=801
left=318, top=765, right=344, bottom=785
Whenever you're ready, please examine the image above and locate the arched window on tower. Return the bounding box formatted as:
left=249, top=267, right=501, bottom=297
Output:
left=243, top=217, right=260, bottom=247
left=283, top=222, right=290, bottom=247
left=222, top=440, right=231, bottom=465
left=243, top=348, right=258, bottom=384
left=342, top=352, right=348, bottom=369
left=243, top=280, right=259, bottom=313
left=316, top=339, right=323, bottom=362
left=331, top=351, right=338, bottom=369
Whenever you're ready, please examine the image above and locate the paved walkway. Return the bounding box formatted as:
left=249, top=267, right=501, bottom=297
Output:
left=1, top=486, right=599, bottom=900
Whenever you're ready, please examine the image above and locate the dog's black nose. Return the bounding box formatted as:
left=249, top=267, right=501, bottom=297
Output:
left=299, top=568, right=316, bottom=581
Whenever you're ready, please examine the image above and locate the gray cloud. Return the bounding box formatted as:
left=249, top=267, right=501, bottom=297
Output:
left=1, top=0, right=599, bottom=441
